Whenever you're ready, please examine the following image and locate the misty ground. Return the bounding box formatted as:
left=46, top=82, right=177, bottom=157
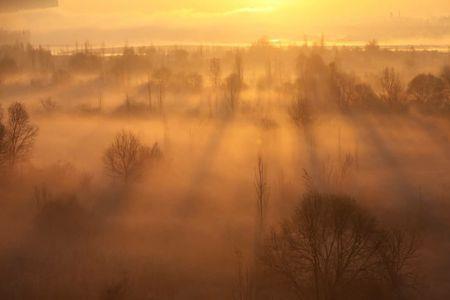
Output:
left=0, top=41, right=449, bottom=299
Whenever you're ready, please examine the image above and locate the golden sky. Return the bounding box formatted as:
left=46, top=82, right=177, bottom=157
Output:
left=57, top=0, right=450, bottom=17
left=2, top=0, right=450, bottom=44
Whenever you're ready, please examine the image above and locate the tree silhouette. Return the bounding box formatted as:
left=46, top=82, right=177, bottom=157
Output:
left=255, top=156, right=268, bottom=231
left=209, top=58, right=222, bottom=89
left=0, top=106, right=6, bottom=167
left=104, top=131, right=160, bottom=183
left=407, top=74, right=445, bottom=108
left=225, top=73, right=242, bottom=112
left=0, top=102, right=38, bottom=169
left=153, top=67, right=171, bottom=113
left=147, top=74, right=154, bottom=111
left=289, top=96, right=313, bottom=128
left=377, top=228, right=420, bottom=299
left=440, top=65, right=450, bottom=85
left=234, top=51, right=244, bottom=87
left=379, top=68, right=403, bottom=108
left=262, top=193, right=419, bottom=300
left=365, top=40, right=380, bottom=53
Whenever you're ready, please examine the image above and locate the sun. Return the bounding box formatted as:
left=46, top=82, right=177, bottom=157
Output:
left=248, top=0, right=291, bottom=8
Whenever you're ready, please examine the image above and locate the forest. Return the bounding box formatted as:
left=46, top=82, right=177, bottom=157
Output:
left=0, top=38, right=449, bottom=299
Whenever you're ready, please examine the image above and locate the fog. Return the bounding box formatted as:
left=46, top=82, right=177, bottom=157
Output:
left=0, top=38, right=449, bottom=299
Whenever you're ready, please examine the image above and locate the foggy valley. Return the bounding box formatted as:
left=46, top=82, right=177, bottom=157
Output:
left=0, top=1, right=450, bottom=299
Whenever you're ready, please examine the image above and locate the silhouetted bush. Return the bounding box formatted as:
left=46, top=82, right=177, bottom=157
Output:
left=34, top=194, right=93, bottom=241
left=407, top=74, right=447, bottom=111
left=0, top=56, right=18, bottom=78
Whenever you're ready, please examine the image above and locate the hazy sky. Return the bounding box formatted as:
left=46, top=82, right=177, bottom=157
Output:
left=2, top=0, right=450, bottom=45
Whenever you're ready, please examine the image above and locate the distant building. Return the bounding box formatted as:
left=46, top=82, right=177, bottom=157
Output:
left=0, top=29, right=31, bottom=45
left=0, top=0, right=58, bottom=12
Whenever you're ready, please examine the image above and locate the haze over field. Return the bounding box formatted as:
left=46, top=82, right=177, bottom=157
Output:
left=1, top=1, right=450, bottom=299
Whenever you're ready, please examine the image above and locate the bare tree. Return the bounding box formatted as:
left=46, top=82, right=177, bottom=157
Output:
left=289, top=96, right=313, bottom=128
left=377, top=229, right=420, bottom=299
left=262, top=193, right=420, bottom=300
left=2, top=102, right=38, bottom=169
left=225, top=73, right=242, bottom=112
left=220, top=51, right=245, bottom=114
left=209, top=58, right=222, bottom=89
left=263, top=193, right=380, bottom=299
left=233, top=249, right=254, bottom=300
left=255, top=156, right=269, bottom=232
left=365, top=40, right=380, bottom=53
left=234, top=51, right=244, bottom=86
left=330, top=70, right=359, bottom=109
left=0, top=106, right=6, bottom=167
left=147, top=73, right=153, bottom=111
left=40, top=97, right=58, bottom=114
left=103, top=131, right=160, bottom=183
left=153, top=67, right=171, bottom=113
left=379, top=68, right=403, bottom=107
left=252, top=156, right=270, bottom=299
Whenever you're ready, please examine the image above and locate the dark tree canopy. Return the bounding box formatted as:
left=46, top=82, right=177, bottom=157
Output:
left=440, top=65, right=450, bottom=85
left=263, top=193, right=419, bottom=300
left=407, top=74, right=446, bottom=106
